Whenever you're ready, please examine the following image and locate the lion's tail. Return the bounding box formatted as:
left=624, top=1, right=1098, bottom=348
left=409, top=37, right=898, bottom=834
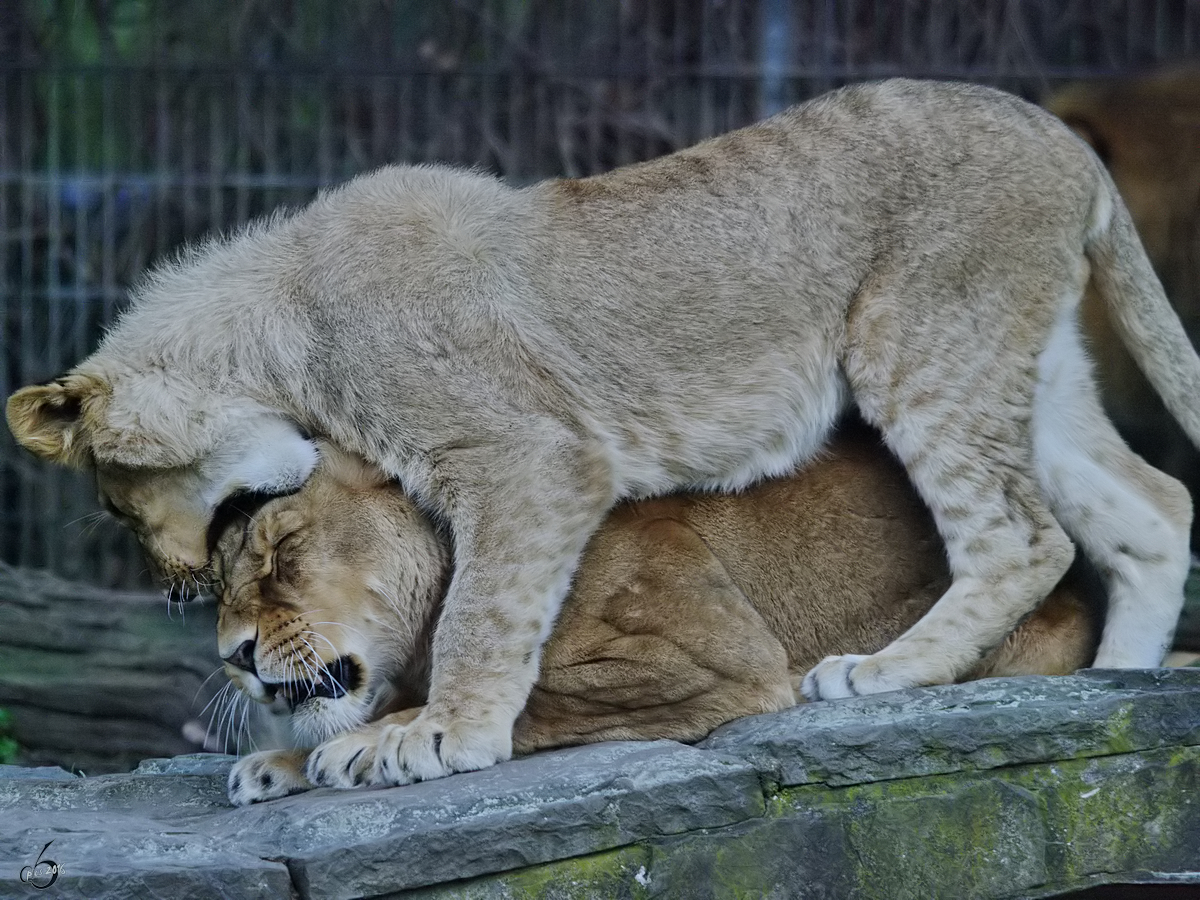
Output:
left=1087, top=173, right=1200, bottom=448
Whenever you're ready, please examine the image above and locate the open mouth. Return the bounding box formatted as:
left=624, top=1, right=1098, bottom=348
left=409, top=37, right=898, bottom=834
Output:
left=267, top=656, right=361, bottom=712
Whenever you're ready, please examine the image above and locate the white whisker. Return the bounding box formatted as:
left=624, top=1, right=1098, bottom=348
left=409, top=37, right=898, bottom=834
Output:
left=67, top=510, right=110, bottom=537
left=302, top=637, right=345, bottom=695
left=203, top=682, right=233, bottom=750
left=293, top=639, right=319, bottom=690
left=236, top=694, right=249, bottom=756
left=222, top=691, right=241, bottom=755
left=287, top=639, right=308, bottom=689
left=196, top=671, right=231, bottom=714
left=300, top=629, right=342, bottom=656
left=308, top=621, right=367, bottom=640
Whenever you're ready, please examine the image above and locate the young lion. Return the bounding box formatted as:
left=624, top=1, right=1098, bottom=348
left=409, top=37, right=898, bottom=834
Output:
left=216, top=429, right=1097, bottom=806
left=7, top=80, right=1198, bottom=786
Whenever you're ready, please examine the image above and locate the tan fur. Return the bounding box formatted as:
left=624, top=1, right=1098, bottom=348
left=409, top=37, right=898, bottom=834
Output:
left=220, top=428, right=1098, bottom=805
left=7, top=79, right=1198, bottom=782
left=1045, top=69, right=1200, bottom=536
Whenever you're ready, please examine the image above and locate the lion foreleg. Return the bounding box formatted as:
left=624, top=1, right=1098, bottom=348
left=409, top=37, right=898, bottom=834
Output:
left=808, top=291, right=1077, bottom=699
left=379, top=430, right=615, bottom=783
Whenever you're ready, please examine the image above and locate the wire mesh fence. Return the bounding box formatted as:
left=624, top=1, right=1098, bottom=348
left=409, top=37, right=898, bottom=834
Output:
left=2, top=0, right=1198, bottom=587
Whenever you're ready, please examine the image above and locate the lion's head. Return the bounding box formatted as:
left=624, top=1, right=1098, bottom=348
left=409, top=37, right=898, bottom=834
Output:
left=212, top=443, right=446, bottom=742
left=7, top=369, right=318, bottom=592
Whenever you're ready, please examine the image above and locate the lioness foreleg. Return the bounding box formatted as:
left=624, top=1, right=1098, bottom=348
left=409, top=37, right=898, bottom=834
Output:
left=228, top=749, right=313, bottom=806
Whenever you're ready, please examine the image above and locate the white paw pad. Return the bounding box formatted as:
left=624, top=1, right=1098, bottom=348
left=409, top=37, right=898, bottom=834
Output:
left=228, top=751, right=312, bottom=806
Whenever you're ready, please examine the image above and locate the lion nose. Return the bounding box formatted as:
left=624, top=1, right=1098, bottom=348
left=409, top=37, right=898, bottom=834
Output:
left=224, top=639, right=257, bottom=674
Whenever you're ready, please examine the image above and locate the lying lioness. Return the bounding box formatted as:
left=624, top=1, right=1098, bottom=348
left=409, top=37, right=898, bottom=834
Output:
left=215, top=423, right=1097, bottom=806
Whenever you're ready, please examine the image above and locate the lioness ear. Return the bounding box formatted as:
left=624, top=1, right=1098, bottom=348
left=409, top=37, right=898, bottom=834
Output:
left=6, top=374, right=109, bottom=468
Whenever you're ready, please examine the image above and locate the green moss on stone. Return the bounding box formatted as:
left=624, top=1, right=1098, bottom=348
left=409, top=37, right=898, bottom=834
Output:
left=409, top=745, right=1200, bottom=899
left=411, top=845, right=653, bottom=899
left=1101, top=703, right=1138, bottom=754
left=766, top=745, right=1200, bottom=898
left=1039, top=750, right=1197, bottom=881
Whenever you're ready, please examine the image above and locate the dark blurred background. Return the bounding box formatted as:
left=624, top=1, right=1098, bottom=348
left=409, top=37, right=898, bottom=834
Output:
left=2, top=0, right=1199, bottom=773
left=3, top=0, right=1198, bottom=589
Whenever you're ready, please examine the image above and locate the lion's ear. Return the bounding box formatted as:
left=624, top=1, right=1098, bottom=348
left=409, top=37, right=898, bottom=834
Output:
left=6, top=375, right=109, bottom=468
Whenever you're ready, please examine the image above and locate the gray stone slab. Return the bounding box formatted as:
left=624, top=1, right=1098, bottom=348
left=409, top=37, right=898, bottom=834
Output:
left=133, top=752, right=239, bottom=776
left=1, top=818, right=297, bottom=900
left=0, top=763, right=76, bottom=781
left=243, top=740, right=763, bottom=899
left=416, top=745, right=1200, bottom=900
left=1, top=672, right=1198, bottom=898
left=0, top=757, right=273, bottom=899
left=0, top=766, right=232, bottom=814
left=700, top=668, right=1200, bottom=787
left=0, top=740, right=762, bottom=899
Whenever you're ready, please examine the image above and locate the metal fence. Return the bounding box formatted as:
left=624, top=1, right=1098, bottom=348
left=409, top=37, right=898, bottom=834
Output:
left=3, top=0, right=1198, bottom=587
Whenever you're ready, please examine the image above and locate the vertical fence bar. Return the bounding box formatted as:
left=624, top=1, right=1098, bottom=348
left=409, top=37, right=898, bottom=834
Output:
left=760, top=0, right=790, bottom=116
left=18, top=57, right=36, bottom=570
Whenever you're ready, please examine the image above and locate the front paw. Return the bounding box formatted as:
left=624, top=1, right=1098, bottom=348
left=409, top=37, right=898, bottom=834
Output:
left=305, top=728, right=381, bottom=790
left=228, top=750, right=313, bottom=806
left=372, top=712, right=512, bottom=786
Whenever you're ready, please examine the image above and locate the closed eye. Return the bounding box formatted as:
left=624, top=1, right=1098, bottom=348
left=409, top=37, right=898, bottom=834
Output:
left=206, top=490, right=278, bottom=556
left=270, top=532, right=302, bottom=585
left=99, top=494, right=135, bottom=526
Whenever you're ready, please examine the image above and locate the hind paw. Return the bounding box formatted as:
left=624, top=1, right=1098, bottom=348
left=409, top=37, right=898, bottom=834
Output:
left=801, top=653, right=924, bottom=700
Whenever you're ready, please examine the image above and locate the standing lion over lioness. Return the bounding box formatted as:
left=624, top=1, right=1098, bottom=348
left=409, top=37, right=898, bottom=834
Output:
left=213, top=426, right=1097, bottom=805
left=8, top=79, right=1198, bottom=787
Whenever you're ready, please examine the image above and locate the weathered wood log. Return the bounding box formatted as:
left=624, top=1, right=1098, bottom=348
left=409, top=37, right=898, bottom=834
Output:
left=0, top=562, right=289, bottom=774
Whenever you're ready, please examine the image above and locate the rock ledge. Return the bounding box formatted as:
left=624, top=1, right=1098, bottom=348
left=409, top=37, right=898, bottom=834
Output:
left=2, top=669, right=1198, bottom=899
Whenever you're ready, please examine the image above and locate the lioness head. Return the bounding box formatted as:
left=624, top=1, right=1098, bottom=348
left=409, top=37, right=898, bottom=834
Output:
left=7, top=368, right=318, bottom=590
left=212, top=443, right=446, bottom=742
